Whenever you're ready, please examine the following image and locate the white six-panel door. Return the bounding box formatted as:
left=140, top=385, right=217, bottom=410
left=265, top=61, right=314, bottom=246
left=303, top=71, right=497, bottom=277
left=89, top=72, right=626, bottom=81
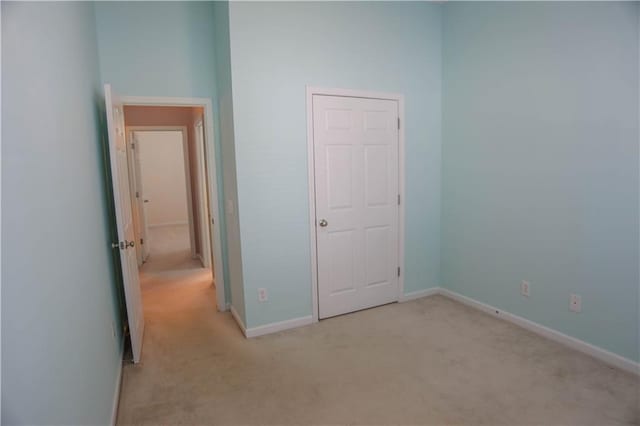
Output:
left=313, top=95, right=399, bottom=319
left=105, top=84, right=145, bottom=363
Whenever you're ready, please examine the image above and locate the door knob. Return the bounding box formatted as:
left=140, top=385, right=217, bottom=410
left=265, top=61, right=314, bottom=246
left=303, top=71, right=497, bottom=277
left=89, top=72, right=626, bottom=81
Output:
left=143, top=199, right=149, bottom=203
left=126, top=240, right=135, bottom=248
left=319, top=219, right=328, bottom=227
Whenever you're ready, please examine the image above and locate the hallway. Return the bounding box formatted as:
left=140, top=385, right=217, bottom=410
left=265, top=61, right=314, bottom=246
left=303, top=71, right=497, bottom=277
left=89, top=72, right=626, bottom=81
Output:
left=142, top=225, right=203, bottom=274
left=117, top=224, right=223, bottom=423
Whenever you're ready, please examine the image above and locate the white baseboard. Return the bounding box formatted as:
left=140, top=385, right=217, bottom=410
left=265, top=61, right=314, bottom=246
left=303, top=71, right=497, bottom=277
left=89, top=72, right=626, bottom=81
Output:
left=245, top=315, right=314, bottom=338
left=110, top=348, right=124, bottom=426
left=230, top=304, right=314, bottom=338
left=228, top=286, right=638, bottom=375
left=230, top=305, right=246, bottom=336
left=148, top=221, right=188, bottom=228
left=439, top=288, right=640, bottom=376
left=399, top=287, right=440, bottom=302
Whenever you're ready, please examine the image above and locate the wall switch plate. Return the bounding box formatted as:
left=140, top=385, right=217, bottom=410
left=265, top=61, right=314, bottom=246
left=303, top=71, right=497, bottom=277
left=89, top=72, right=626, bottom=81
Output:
left=570, top=293, right=582, bottom=313
left=521, top=280, right=530, bottom=297
left=258, top=288, right=268, bottom=303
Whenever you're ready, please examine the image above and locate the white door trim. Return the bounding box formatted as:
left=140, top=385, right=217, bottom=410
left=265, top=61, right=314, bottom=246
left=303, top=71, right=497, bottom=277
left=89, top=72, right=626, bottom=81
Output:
left=121, top=96, right=227, bottom=312
left=194, top=119, right=213, bottom=269
left=125, top=130, right=146, bottom=266
left=305, top=86, right=405, bottom=323
left=126, top=126, right=196, bottom=258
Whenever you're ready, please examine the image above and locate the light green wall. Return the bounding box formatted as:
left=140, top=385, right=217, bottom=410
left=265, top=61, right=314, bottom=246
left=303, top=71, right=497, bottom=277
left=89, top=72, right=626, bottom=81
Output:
left=2, top=2, right=123, bottom=423
left=94, top=1, right=231, bottom=302
left=94, top=1, right=216, bottom=100
left=4, top=10, right=636, bottom=423
left=442, top=1, right=639, bottom=362
left=228, top=1, right=443, bottom=328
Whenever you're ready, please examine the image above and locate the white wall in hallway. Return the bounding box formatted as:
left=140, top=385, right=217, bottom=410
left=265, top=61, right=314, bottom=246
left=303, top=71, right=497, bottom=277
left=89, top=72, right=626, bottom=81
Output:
left=136, top=131, right=189, bottom=227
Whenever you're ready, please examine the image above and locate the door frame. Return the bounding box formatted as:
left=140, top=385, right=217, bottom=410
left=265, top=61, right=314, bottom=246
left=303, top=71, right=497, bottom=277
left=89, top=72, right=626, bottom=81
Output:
left=194, top=118, right=213, bottom=269
left=121, top=95, right=227, bottom=312
left=125, top=126, right=197, bottom=259
left=305, top=86, right=406, bottom=323
left=125, top=129, right=149, bottom=266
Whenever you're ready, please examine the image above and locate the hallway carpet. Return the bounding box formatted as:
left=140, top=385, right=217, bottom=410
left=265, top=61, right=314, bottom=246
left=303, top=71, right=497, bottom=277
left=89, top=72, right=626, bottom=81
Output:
left=116, top=248, right=639, bottom=424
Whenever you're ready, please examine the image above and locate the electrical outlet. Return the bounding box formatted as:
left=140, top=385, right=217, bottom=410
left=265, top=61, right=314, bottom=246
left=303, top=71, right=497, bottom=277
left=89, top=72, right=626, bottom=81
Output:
left=521, top=280, right=530, bottom=297
left=569, top=293, right=582, bottom=313
left=258, top=288, right=268, bottom=303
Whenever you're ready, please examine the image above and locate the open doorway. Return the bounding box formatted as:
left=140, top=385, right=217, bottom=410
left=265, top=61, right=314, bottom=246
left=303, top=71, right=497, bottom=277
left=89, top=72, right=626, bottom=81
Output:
left=123, top=105, right=215, bottom=276
left=129, top=128, right=199, bottom=270
left=104, top=86, right=227, bottom=363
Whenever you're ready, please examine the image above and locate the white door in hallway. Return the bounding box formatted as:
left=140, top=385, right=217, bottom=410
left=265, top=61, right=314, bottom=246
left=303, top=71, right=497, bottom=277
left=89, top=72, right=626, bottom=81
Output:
left=313, top=95, right=399, bottom=319
left=104, top=84, right=145, bottom=363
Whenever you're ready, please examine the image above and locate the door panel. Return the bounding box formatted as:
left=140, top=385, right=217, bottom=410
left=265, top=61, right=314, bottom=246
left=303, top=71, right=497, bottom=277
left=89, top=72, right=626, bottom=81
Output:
left=126, top=131, right=146, bottom=266
left=131, top=132, right=150, bottom=262
left=105, top=84, right=144, bottom=363
left=365, top=225, right=390, bottom=286
left=314, top=95, right=399, bottom=319
left=326, top=145, right=354, bottom=210
left=328, top=230, right=356, bottom=295
left=365, top=146, right=389, bottom=206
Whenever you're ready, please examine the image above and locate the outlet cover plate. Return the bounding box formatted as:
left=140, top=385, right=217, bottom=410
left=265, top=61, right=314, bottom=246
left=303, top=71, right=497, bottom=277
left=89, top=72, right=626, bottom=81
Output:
left=258, top=288, right=268, bottom=303
left=570, top=293, right=582, bottom=313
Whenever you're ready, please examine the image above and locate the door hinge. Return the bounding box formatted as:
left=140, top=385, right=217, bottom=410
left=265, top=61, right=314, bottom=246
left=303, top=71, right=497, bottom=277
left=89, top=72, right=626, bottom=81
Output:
left=135, top=191, right=139, bottom=198
left=397, top=267, right=401, bottom=277
left=397, top=194, right=401, bottom=205
left=140, top=238, right=144, bottom=245
left=130, top=142, right=135, bottom=150
left=397, top=117, right=400, bottom=129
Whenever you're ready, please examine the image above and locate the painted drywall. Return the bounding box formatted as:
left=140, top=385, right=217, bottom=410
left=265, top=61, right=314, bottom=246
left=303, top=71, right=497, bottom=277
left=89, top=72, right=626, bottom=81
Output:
left=2, top=2, right=123, bottom=423
left=442, top=2, right=639, bottom=362
left=136, top=131, right=189, bottom=227
left=228, top=2, right=442, bottom=328
left=94, top=1, right=230, bottom=301
left=94, top=1, right=215, bottom=100
left=213, top=1, right=245, bottom=322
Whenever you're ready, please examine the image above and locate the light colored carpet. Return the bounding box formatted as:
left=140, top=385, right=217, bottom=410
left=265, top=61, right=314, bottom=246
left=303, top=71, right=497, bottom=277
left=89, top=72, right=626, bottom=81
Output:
left=117, top=242, right=639, bottom=425
left=142, top=225, right=203, bottom=274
